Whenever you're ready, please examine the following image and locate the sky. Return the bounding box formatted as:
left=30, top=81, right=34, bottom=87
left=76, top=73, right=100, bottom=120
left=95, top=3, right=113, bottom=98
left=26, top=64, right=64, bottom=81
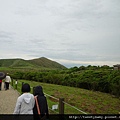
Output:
left=0, top=0, right=120, bottom=68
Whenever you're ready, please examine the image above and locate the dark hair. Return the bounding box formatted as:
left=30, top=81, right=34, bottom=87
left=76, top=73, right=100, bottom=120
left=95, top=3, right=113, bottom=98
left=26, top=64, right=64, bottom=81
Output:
left=33, top=86, right=44, bottom=96
left=21, top=83, right=30, bottom=93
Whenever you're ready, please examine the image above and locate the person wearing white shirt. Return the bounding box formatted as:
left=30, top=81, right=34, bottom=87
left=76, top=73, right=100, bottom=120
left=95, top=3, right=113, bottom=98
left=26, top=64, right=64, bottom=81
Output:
left=4, top=73, right=11, bottom=90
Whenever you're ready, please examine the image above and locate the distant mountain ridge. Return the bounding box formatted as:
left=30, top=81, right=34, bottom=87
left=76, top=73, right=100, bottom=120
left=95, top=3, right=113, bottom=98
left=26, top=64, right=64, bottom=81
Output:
left=0, top=57, right=66, bottom=69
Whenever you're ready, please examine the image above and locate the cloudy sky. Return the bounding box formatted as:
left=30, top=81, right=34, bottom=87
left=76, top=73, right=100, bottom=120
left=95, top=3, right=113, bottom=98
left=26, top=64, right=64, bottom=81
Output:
left=0, top=0, right=120, bottom=68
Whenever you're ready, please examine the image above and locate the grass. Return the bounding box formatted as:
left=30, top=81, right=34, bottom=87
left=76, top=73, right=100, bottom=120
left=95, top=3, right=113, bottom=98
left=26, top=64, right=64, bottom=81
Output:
left=11, top=79, right=120, bottom=114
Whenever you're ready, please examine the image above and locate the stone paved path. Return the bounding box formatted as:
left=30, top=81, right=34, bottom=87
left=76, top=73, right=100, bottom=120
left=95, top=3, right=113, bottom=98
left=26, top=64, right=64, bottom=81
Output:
left=0, top=82, right=20, bottom=114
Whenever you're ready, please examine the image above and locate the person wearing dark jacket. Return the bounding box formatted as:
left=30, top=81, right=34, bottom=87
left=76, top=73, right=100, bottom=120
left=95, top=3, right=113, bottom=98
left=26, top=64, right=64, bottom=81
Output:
left=33, top=86, right=49, bottom=120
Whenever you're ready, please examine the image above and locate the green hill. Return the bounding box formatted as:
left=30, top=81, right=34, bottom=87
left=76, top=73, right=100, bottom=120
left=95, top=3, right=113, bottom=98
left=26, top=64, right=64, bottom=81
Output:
left=27, top=57, right=66, bottom=69
left=0, top=57, right=66, bottom=69
left=0, top=59, right=31, bottom=67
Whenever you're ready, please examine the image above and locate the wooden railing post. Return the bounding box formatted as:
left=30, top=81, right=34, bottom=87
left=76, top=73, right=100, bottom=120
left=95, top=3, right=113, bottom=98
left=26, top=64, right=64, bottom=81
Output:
left=59, top=98, right=64, bottom=114
left=15, top=79, right=18, bottom=89
left=11, top=78, right=13, bottom=86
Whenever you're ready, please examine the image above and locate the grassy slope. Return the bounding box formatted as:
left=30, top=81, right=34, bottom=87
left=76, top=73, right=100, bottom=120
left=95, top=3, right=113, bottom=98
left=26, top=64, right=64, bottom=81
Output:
left=0, top=57, right=66, bottom=69
left=11, top=79, right=120, bottom=114
left=0, top=59, right=35, bottom=67
left=27, top=57, right=66, bottom=69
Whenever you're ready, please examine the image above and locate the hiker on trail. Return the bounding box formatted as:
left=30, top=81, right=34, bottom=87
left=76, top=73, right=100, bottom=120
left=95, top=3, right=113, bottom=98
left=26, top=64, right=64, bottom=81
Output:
left=13, top=83, right=35, bottom=114
left=0, top=79, right=2, bottom=90
left=33, top=86, right=49, bottom=120
left=4, top=73, right=11, bottom=90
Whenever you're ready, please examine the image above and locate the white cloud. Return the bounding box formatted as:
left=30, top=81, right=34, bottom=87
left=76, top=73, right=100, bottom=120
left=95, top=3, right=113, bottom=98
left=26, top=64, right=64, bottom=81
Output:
left=0, top=0, right=120, bottom=67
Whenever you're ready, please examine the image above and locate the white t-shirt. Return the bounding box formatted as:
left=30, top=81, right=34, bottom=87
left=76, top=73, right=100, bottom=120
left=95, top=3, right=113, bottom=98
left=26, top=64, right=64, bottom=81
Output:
left=5, top=75, right=11, bottom=83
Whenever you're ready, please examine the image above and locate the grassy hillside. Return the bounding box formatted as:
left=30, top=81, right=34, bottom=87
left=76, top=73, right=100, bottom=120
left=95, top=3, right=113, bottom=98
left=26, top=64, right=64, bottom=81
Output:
left=11, top=79, right=120, bottom=114
left=0, top=58, right=35, bottom=67
left=27, top=57, right=66, bottom=69
left=0, top=57, right=66, bottom=69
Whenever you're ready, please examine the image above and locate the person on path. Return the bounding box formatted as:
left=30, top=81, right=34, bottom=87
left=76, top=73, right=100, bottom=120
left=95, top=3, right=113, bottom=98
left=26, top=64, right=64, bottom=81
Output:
left=4, top=73, right=11, bottom=90
left=0, top=79, right=2, bottom=90
left=33, top=86, right=49, bottom=120
left=13, top=83, right=35, bottom=114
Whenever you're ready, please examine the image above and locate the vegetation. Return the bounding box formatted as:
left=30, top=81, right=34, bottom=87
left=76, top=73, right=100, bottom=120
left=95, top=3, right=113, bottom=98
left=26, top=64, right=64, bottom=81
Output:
left=0, top=58, right=120, bottom=113
left=4, top=65, right=119, bottom=97
left=0, top=57, right=66, bottom=69
left=11, top=79, right=120, bottom=114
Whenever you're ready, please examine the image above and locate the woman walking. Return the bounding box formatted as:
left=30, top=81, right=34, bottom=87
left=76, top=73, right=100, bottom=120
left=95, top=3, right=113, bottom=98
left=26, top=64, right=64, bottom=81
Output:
left=33, top=86, right=49, bottom=120
left=4, top=73, right=11, bottom=90
left=13, top=83, right=35, bottom=114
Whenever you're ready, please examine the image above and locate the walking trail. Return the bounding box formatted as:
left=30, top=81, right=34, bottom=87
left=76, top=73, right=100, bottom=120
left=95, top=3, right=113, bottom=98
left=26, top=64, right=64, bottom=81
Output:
left=0, top=82, right=20, bottom=114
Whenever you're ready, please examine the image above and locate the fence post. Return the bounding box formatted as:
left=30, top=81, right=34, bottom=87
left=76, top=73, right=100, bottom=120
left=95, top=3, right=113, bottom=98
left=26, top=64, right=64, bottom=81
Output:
left=59, top=98, right=64, bottom=114
left=11, top=78, right=13, bottom=86
left=15, top=79, right=18, bottom=89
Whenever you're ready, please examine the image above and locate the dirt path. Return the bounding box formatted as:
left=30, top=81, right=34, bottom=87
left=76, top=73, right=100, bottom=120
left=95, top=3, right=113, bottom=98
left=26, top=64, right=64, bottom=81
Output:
left=0, top=82, right=20, bottom=114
